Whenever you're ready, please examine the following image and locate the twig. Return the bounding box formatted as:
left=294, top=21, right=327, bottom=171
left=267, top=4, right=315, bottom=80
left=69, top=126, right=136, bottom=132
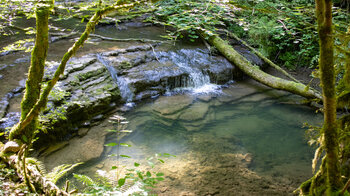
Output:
left=277, top=19, right=295, bottom=38
left=149, top=44, right=160, bottom=62
left=64, top=180, right=70, bottom=192
left=341, top=178, right=350, bottom=195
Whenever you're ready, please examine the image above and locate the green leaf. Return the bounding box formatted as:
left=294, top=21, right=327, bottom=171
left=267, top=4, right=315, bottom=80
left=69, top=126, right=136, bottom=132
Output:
left=148, top=161, right=155, bottom=168
left=137, top=171, right=144, bottom=180
left=108, top=154, right=117, bottom=157
left=118, top=178, right=125, bottom=187
left=146, top=171, right=151, bottom=177
left=120, top=143, right=131, bottom=147
left=105, top=129, right=117, bottom=132
left=120, top=130, right=133, bottom=133
left=156, top=173, right=164, bottom=176
left=162, top=153, right=176, bottom=157
left=105, top=142, right=117, bottom=147
left=73, top=173, right=96, bottom=186
left=22, top=135, right=28, bottom=143
left=156, top=177, right=164, bottom=181
left=158, top=159, right=165, bottom=163
left=111, top=166, right=118, bottom=170
left=120, top=155, right=131, bottom=158
left=134, top=162, right=140, bottom=167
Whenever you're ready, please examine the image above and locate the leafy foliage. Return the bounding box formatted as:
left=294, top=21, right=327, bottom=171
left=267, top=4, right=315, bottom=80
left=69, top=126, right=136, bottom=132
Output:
left=74, top=115, right=170, bottom=195
left=0, top=163, right=29, bottom=195
left=45, top=162, right=83, bottom=184
left=149, top=0, right=349, bottom=69
left=147, top=0, right=232, bottom=41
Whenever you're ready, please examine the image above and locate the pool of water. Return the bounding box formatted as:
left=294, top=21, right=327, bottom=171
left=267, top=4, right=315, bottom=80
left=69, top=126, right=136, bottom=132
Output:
left=58, top=81, right=321, bottom=195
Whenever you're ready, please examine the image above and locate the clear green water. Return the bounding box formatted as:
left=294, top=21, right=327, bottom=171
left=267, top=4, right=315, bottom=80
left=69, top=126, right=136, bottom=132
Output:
left=119, top=85, right=320, bottom=175
left=94, top=82, right=322, bottom=192
left=47, top=81, right=322, bottom=195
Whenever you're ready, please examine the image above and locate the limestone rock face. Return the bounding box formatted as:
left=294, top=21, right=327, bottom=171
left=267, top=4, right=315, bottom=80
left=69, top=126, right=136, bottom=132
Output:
left=1, top=44, right=247, bottom=144
left=34, top=55, right=121, bottom=145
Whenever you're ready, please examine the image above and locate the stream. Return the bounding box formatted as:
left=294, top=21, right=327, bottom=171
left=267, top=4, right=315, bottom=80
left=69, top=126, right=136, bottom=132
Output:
left=0, top=20, right=322, bottom=195
left=75, top=82, right=321, bottom=195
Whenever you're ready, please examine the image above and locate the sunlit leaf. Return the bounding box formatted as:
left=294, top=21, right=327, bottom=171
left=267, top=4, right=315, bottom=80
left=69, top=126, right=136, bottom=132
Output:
left=158, top=159, right=165, bottom=163
left=111, top=166, right=118, bottom=170
left=118, top=178, right=125, bottom=187
left=156, top=172, right=164, bottom=176
left=120, top=143, right=131, bottom=147
left=105, top=129, right=117, bottom=132
left=105, top=142, right=117, bottom=146
left=120, top=130, right=133, bottom=133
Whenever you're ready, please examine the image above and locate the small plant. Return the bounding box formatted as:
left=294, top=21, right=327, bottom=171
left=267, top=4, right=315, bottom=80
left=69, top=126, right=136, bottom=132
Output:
left=74, top=114, right=171, bottom=195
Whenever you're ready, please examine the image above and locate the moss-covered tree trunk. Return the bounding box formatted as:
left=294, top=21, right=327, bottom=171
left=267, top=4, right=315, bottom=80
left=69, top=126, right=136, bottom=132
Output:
left=200, top=32, right=322, bottom=100
left=3, top=1, right=139, bottom=194
left=8, top=0, right=136, bottom=144
left=316, top=0, right=342, bottom=193
left=9, top=5, right=50, bottom=144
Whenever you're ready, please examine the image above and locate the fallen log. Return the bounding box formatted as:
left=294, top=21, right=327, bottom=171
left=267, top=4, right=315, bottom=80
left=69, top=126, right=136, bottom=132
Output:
left=225, top=30, right=301, bottom=84
left=201, top=32, right=322, bottom=100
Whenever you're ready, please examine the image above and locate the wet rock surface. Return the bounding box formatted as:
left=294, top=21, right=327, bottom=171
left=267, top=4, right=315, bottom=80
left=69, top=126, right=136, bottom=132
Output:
left=0, top=40, right=249, bottom=141
left=34, top=54, right=121, bottom=144
left=99, top=47, right=242, bottom=102
left=40, top=121, right=111, bottom=171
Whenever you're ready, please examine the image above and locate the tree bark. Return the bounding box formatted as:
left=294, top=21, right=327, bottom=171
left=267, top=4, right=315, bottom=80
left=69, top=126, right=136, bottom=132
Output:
left=9, top=5, right=50, bottom=143
left=316, top=0, right=342, bottom=193
left=200, top=32, right=322, bottom=100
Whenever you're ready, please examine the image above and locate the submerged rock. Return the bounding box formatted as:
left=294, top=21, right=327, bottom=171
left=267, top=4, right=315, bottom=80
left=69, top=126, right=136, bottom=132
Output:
left=179, top=102, right=209, bottom=121
left=153, top=95, right=194, bottom=115
left=40, top=125, right=108, bottom=171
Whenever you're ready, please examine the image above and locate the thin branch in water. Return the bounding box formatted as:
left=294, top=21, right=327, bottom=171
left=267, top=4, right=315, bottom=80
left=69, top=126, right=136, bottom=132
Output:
left=149, top=44, right=160, bottom=62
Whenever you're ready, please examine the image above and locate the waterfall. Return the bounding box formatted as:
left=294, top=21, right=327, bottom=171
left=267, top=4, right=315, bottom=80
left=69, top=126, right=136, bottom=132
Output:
left=97, top=54, right=134, bottom=103
left=158, top=49, right=220, bottom=94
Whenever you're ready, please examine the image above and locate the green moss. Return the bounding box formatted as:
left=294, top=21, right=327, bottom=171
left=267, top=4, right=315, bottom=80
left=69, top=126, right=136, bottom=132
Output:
left=119, top=61, right=133, bottom=69
left=48, top=87, right=71, bottom=104
left=77, top=68, right=105, bottom=81
left=9, top=5, right=50, bottom=142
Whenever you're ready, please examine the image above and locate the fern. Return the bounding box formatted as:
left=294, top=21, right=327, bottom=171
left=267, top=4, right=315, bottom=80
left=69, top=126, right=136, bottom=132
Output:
left=25, top=157, right=47, bottom=175
left=73, top=173, right=98, bottom=187
left=45, top=162, right=83, bottom=184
